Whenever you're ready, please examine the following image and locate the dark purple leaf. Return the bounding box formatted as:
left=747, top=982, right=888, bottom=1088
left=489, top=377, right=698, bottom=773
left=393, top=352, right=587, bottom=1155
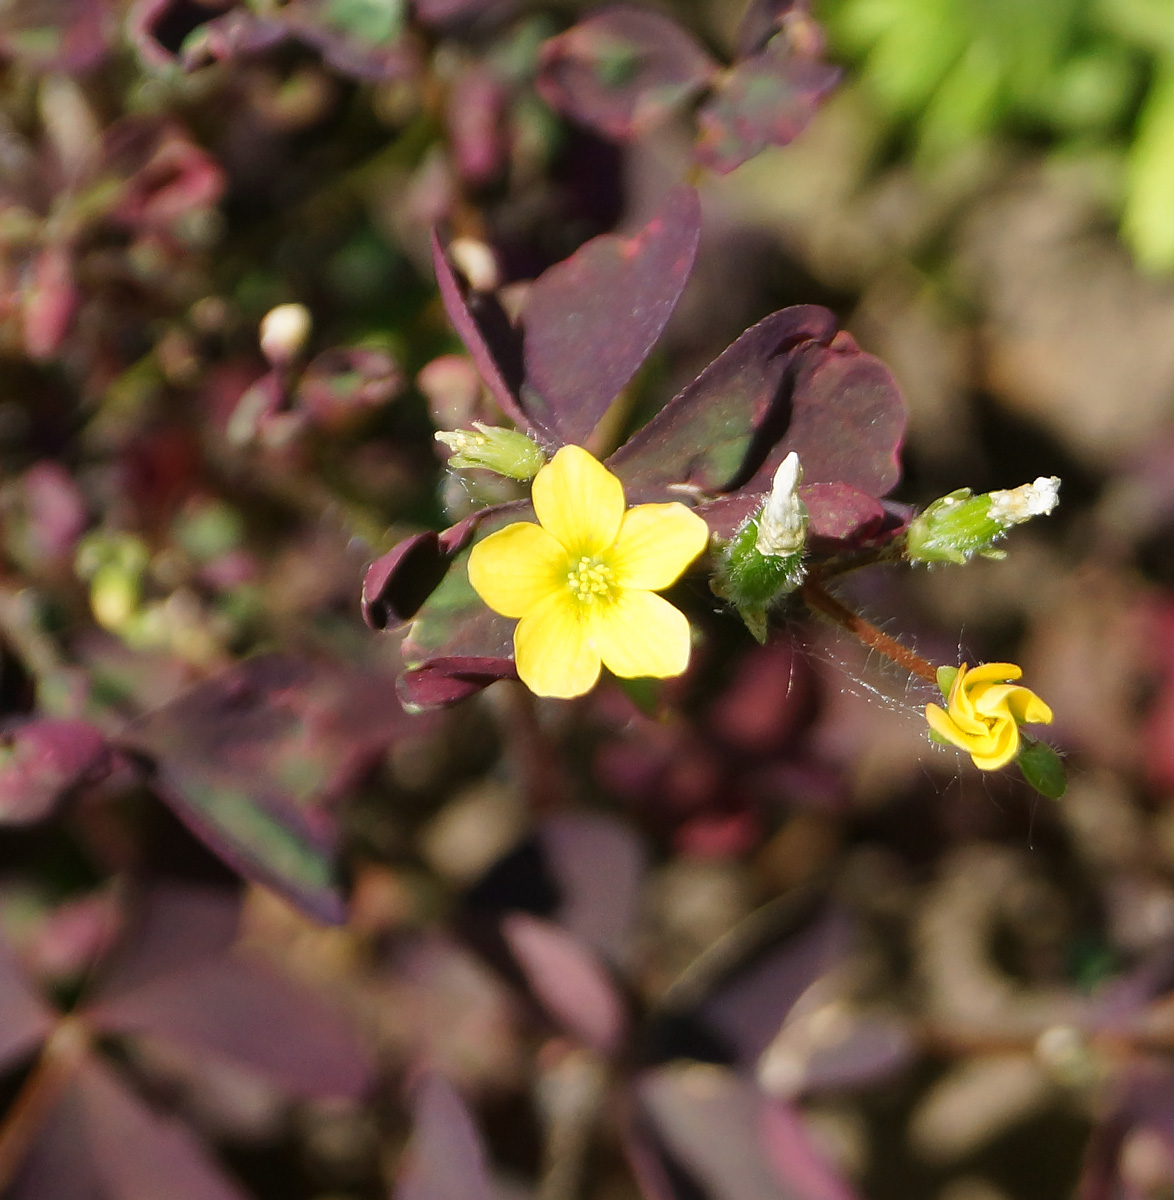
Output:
left=759, top=1008, right=915, bottom=1096
left=88, top=957, right=372, bottom=1099
left=744, top=334, right=906, bottom=500
left=76, top=1054, right=251, bottom=1200
left=734, top=0, right=818, bottom=61
left=281, top=0, right=420, bottom=81
left=803, top=483, right=886, bottom=546
left=522, top=185, right=701, bottom=445
left=86, top=886, right=241, bottom=1001
left=127, top=0, right=235, bottom=71
left=432, top=231, right=532, bottom=437
left=9, top=1076, right=102, bottom=1200
left=295, top=346, right=403, bottom=427
left=697, top=906, right=853, bottom=1065
left=694, top=25, right=840, bottom=175
left=0, top=719, right=113, bottom=826
left=448, top=65, right=507, bottom=186
left=0, top=933, right=55, bottom=1073
left=396, top=1073, right=494, bottom=1200
left=608, top=306, right=836, bottom=498
left=760, top=1100, right=862, bottom=1200
left=124, top=656, right=419, bottom=922
left=398, top=657, right=518, bottom=710
left=536, top=8, right=718, bottom=141
left=363, top=508, right=512, bottom=630
left=538, top=812, right=646, bottom=967
left=0, top=0, right=115, bottom=72
left=634, top=1064, right=792, bottom=1200
left=502, top=913, right=627, bottom=1055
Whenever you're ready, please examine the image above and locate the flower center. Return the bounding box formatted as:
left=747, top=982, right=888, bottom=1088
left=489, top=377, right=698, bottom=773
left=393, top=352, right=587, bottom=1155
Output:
left=566, top=556, right=614, bottom=605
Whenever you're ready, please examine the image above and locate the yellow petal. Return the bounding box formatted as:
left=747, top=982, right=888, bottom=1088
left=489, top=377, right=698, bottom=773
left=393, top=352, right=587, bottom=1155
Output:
left=926, top=703, right=973, bottom=750
left=968, top=720, right=1021, bottom=771
left=531, top=445, right=625, bottom=555
left=468, top=522, right=567, bottom=618
left=963, top=662, right=1023, bottom=687
left=609, top=503, right=710, bottom=591
left=588, top=589, right=692, bottom=680
left=1005, top=687, right=1053, bottom=726
left=514, top=592, right=601, bottom=698
left=970, top=682, right=1022, bottom=718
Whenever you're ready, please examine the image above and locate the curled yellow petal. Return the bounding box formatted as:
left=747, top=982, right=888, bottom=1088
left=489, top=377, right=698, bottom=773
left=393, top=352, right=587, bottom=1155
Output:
left=609, top=503, right=709, bottom=591
left=926, top=660, right=1052, bottom=772
left=531, top=444, right=625, bottom=555
left=468, top=522, right=566, bottom=618
left=589, top=589, right=693, bottom=680
left=514, top=592, right=601, bottom=698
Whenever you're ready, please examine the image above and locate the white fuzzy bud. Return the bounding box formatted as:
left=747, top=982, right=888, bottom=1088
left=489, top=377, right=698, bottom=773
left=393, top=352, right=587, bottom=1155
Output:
left=259, top=303, right=312, bottom=366
left=755, top=452, right=808, bottom=557
left=988, top=476, right=1061, bottom=526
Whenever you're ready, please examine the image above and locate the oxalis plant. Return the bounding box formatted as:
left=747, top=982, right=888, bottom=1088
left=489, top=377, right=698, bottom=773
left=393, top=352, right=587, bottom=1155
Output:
left=363, top=184, right=1066, bottom=800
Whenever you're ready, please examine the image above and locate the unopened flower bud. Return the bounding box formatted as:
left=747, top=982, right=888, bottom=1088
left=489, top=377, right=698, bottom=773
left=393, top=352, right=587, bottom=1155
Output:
left=448, top=238, right=500, bottom=292
left=906, top=476, right=1061, bottom=565
left=755, top=453, right=808, bottom=556
left=259, top=302, right=312, bottom=366
left=434, top=422, right=546, bottom=481
left=712, top=453, right=808, bottom=642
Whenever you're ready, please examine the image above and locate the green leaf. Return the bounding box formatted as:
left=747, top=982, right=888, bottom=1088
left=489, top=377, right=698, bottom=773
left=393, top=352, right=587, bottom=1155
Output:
left=1124, top=63, right=1174, bottom=272
left=1017, top=736, right=1067, bottom=799
left=326, top=0, right=403, bottom=44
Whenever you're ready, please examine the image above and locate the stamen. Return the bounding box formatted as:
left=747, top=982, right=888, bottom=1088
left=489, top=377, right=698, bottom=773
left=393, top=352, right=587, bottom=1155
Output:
left=566, top=556, right=614, bottom=604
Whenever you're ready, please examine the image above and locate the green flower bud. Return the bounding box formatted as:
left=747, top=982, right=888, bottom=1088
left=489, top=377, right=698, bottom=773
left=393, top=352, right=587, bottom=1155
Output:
left=906, top=477, right=1060, bottom=565
left=434, top=423, right=547, bottom=481
left=712, top=453, right=808, bottom=642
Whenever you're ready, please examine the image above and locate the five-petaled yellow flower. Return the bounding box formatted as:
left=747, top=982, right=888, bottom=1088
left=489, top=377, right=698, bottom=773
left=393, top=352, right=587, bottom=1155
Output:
left=467, top=445, right=709, bottom=698
left=925, top=662, right=1053, bottom=771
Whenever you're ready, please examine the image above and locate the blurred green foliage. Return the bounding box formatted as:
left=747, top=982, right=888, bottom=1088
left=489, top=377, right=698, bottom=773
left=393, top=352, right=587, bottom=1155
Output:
left=821, top=0, right=1174, bottom=270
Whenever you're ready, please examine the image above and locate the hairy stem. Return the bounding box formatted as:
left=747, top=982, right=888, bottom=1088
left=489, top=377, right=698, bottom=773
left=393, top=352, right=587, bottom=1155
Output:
left=801, top=580, right=939, bottom=684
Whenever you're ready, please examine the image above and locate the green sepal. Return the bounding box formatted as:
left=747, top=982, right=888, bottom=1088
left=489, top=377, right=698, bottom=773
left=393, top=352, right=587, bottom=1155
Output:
left=712, top=515, right=805, bottom=639
left=935, top=665, right=958, bottom=700
left=928, top=729, right=955, bottom=748
left=616, top=675, right=664, bottom=717
left=906, top=489, right=1003, bottom=564
left=1017, top=735, right=1067, bottom=799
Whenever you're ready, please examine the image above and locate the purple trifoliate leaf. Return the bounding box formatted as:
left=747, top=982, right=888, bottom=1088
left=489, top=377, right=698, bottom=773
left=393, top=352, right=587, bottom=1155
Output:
left=85, top=885, right=242, bottom=1001
left=502, top=913, right=627, bottom=1056
left=295, top=345, right=403, bottom=428
left=0, top=719, right=113, bottom=826
left=124, top=657, right=420, bottom=922
left=694, top=905, right=853, bottom=1066
left=76, top=1054, right=251, bottom=1200
left=396, top=1072, right=494, bottom=1200
left=86, top=957, right=372, bottom=1099
left=536, top=8, right=718, bottom=141
left=634, top=1064, right=793, bottom=1200
left=398, top=657, right=518, bottom=711
left=760, top=1100, right=862, bottom=1200
left=0, top=0, right=116, bottom=72
left=362, top=506, right=523, bottom=630
left=608, top=306, right=837, bottom=498
left=694, top=20, right=839, bottom=175
left=744, top=334, right=906, bottom=500
left=432, top=231, right=533, bottom=437
left=0, top=932, right=55, bottom=1073
left=522, top=184, right=701, bottom=446
left=538, top=812, right=646, bottom=968
left=8, top=1077, right=103, bottom=1200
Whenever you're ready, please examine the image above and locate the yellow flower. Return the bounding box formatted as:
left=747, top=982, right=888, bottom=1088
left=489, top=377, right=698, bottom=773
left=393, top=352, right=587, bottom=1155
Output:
left=467, top=445, right=709, bottom=698
left=925, top=662, right=1054, bottom=771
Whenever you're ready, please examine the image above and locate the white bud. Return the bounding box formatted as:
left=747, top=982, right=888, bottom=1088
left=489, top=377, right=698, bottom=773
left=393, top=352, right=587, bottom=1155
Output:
left=448, top=237, right=500, bottom=292
left=988, top=476, right=1061, bottom=526
left=259, top=302, right=312, bottom=366
left=755, top=452, right=808, bottom=557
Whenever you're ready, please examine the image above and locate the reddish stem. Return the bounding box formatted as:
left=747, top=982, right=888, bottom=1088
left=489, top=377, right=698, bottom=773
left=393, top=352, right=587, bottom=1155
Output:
left=801, top=580, right=939, bottom=685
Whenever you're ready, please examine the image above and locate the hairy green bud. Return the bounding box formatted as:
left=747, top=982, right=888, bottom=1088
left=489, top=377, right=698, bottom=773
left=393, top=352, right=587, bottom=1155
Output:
left=434, top=423, right=547, bottom=481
